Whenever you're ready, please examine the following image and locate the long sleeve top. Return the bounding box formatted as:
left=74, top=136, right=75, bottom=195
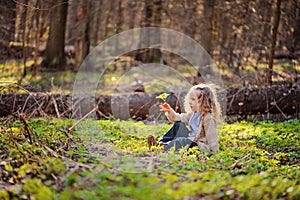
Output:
left=165, top=109, right=219, bottom=152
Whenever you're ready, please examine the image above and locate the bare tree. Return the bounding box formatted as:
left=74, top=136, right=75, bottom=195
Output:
left=267, top=0, right=282, bottom=85
left=21, top=0, right=29, bottom=78
left=135, top=0, right=162, bottom=63
left=74, top=0, right=91, bottom=71
left=200, top=0, right=216, bottom=57
left=42, top=0, right=68, bottom=70
left=285, top=0, right=300, bottom=54
left=0, top=0, right=299, bottom=85
left=255, top=0, right=272, bottom=66
left=90, top=1, right=102, bottom=47
left=33, top=0, right=41, bottom=76
left=66, top=0, right=78, bottom=46
left=0, top=0, right=16, bottom=61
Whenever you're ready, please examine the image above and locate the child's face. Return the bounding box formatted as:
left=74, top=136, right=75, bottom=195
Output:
left=189, top=90, right=200, bottom=112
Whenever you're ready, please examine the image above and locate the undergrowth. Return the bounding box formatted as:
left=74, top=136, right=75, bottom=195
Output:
left=0, top=118, right=299, bottom=199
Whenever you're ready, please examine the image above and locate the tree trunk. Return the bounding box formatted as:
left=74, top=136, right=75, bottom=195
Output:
left=101, top=0, right=113, bottom=41
left=33, top=0, right=41, bottom=77
left=0, top=0, right=16, bottom=60
left=1, top=86, right=299, bottom=120
left=74, top=0, right=90, bottom=71
left=0, top=0, right=16, bottom=43
left=90, top=1, right=102, bottom=47
left=42, top=0, right=68, bottom=70
left=256, top=0, right=272, bottom=66
left=66, top=0, right=78, bottom=46
left=267, top=0, right=282, bottom=85
left=14, top=0, right=25, bottom=42
left=21, top=0, right=29, bottom=79
left=113, top=0, right=123, bottom=53
left=135, top=0, right=162, bottom=63
left=200, top=0, right=215, bottom=56
left=291, top=0, right=300, bottom=53
left=197, top=0, right=215, bottom=77
left=183, top=0, right=197, bottom=38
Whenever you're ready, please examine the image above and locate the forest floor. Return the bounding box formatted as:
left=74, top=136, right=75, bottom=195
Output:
left=0, top=58, right=300, bottom=199
left=0, top=118, right=299, bottom=199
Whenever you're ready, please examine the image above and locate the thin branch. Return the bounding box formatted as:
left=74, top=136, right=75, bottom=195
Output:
left=15, top=84, right=47, bottom=117
left=51, top=95, right=61, bottom=118
left=96, top=110, right=108, bottom=118
left=13, top=0, right=68, bottom=11
left=18, top=113, right=40, bottom=146
left=21, top=94, right=31, bottom=113
left=68, top=105, right=99, bottom=147
left=231, top=153, right=251, bottom=169
left=272, top=99, right=288, bottom=119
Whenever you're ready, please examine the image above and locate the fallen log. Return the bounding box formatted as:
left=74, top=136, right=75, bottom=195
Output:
left=72, top=92, right=181, bottom=120
left=0, top=85, right=299, bottom=120
left=0, top=92, right=181, bottom=120
left=226, top=85, right=300, bottom=117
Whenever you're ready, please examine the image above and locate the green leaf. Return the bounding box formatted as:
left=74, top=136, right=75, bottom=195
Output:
left=156, top=93, right=170, bottom=102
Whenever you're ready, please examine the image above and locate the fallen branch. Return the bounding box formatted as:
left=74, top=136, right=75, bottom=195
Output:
left=272, top=99, right=288, bottom=119
left=18, top=113, right=40, bottom=146
left=67, top=105, right=99, bottom=147
left=231, top=153, right=251, bottom=169
left=51, top=95, right=61, bottom=118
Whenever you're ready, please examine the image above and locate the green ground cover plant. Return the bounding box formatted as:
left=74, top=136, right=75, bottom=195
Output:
left=0, top=118, right=299, bottom=199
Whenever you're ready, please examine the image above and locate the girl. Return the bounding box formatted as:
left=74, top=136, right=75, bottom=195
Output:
left=148, top=83, right=221, bottom=152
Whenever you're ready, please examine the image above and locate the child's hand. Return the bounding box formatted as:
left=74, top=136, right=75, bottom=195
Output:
left=159, top=103, right=171, bottom=113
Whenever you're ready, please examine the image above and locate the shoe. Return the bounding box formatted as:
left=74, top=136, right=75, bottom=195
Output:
left=148, top=135, right=157, bottom=150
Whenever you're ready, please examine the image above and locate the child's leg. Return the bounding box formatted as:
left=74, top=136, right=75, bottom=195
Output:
left=160, top=121, right=189, bottom=143
left=164, top=137, right=192, bottom=151
left=188, top=142, right=198, bottom=149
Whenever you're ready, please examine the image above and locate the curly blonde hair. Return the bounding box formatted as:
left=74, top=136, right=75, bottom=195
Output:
left=184, top=83, right=222, bottom=123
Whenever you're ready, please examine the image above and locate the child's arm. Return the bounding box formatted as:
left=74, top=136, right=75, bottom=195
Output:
left=164, top=105, right=180, bottom=122
left=160, top=103, right=190, bottom=124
